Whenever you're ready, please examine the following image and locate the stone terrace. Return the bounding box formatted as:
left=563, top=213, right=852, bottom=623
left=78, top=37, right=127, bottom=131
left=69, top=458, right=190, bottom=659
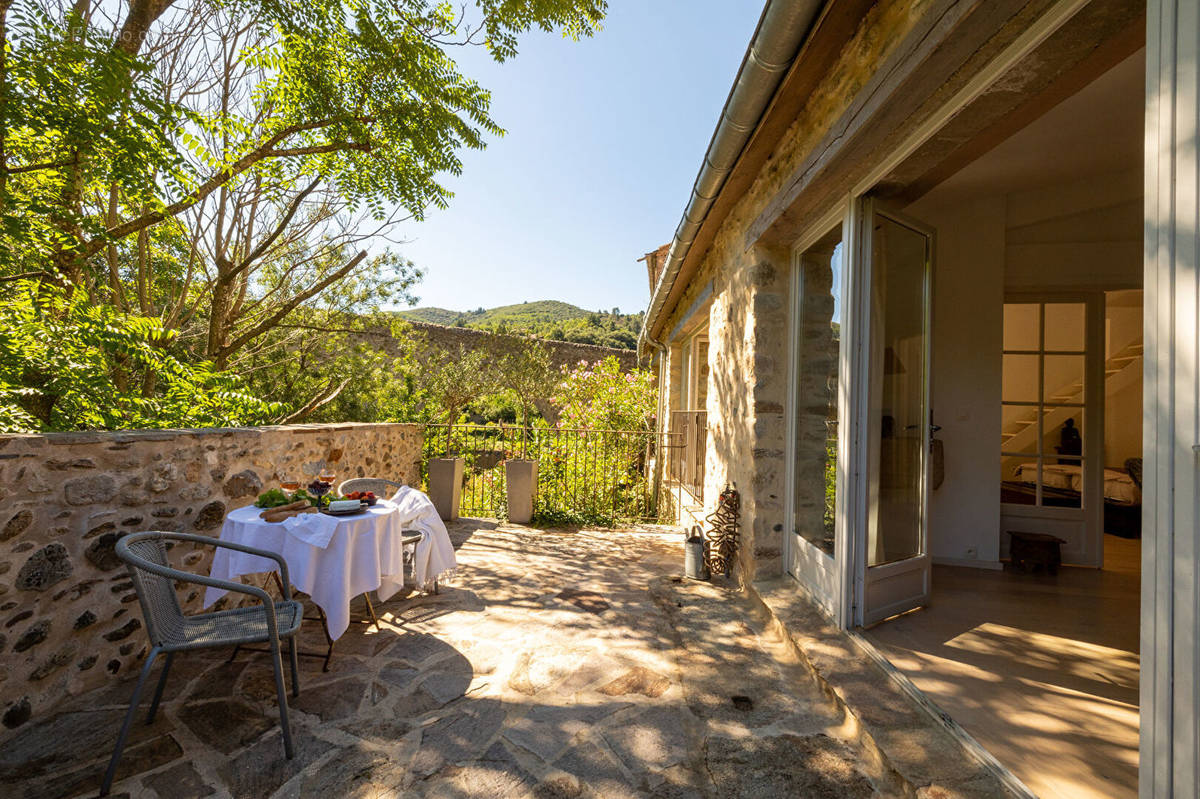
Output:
left=0, top=522, right=912, bottom=799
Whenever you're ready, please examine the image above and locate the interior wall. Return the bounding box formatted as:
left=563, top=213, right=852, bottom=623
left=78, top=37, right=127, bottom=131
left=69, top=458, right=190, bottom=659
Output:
left=908, top=165, right=1142, bottom=567
left=1004, top=168, right=1142, bottom=291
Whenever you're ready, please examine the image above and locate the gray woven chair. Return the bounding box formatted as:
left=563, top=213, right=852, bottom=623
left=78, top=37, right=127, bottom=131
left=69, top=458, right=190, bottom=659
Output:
left=101, top=532, right=304, bottom=797
left=338, top=477, right=405, bottom=497
left=337, top=478, right=438, bottom=594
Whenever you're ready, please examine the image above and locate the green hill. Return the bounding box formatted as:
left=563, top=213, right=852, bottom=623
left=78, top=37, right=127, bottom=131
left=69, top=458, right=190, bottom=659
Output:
left=397, top=300, right=643, bottom=350
left=398, top=306, right=466, bottom=325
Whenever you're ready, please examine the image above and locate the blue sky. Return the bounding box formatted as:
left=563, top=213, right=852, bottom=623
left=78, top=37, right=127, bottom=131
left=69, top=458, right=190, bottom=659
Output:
left=392, top=1, right=765, bottom=316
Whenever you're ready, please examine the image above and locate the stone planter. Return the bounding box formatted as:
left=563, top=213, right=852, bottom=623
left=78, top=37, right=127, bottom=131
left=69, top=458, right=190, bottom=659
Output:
left=504, top=459, right=538, bottom=524
left=427, top=457, right=464, bottom=521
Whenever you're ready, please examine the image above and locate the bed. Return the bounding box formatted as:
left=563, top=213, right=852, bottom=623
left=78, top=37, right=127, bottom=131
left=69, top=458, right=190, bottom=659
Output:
left=1001, top=458, right=1142, bottom=538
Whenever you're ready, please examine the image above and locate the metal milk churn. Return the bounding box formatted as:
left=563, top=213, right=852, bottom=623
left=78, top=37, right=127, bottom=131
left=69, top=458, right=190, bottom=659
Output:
left=684, top=525, right=710, bottom=580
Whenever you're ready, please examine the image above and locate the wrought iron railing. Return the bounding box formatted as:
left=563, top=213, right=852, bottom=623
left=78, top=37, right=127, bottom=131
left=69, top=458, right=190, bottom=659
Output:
left=422, top=423, right=660, bottom=522
left=666, top=409, right=707, bottom=502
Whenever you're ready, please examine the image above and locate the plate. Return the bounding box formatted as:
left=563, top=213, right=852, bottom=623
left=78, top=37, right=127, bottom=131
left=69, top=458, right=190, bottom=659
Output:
left=320, top=503, right=367, bottom=516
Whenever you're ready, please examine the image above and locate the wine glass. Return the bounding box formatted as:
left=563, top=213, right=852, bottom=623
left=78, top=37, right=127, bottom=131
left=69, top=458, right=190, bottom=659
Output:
left=307, top=479, right=331, bottom=507
left=280, top=479, right=300, bottom=493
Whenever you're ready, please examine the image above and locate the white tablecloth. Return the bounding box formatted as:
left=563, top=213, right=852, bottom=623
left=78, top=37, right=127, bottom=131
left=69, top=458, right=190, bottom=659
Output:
left=203, top=500, right=408, bottom=639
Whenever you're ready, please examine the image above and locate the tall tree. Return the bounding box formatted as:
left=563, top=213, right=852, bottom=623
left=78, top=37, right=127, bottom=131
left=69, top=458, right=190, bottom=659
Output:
left=0, top=0, right=607, bottom=428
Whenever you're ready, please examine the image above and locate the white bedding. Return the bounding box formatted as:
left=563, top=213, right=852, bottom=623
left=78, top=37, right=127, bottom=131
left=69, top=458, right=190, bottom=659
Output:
left=1013, top=462, right=1140, bottom=504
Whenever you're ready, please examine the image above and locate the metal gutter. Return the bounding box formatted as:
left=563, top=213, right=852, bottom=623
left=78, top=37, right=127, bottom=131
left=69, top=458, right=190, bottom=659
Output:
left=638, top=0, right=825, bottom=349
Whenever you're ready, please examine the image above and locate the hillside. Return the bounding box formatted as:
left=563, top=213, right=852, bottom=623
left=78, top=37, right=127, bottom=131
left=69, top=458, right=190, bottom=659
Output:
left=397, top=300, right=643, bottom=350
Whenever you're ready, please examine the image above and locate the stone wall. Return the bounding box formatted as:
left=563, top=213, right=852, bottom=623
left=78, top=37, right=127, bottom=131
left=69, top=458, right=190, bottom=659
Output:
left=0, top=423, right=422, bottom=734
left=378, top=321, right=641, bottom=372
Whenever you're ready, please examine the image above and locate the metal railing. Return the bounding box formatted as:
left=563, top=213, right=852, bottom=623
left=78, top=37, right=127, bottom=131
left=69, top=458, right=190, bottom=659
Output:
left=422, top=423, right=660, bottom=522
left=666, top=409, right=707, bottom=502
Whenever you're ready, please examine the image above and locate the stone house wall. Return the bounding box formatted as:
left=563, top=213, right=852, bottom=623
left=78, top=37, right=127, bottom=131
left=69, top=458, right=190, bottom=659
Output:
left=0, top=423, right=422, bottom=735
left=653, top=0, right=935, bottom=583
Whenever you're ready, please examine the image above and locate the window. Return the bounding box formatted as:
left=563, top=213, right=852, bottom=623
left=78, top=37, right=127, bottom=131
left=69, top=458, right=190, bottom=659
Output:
left=791, top=228, right=843, bottom=556
left=1001, top=301, right=1087, bottom=508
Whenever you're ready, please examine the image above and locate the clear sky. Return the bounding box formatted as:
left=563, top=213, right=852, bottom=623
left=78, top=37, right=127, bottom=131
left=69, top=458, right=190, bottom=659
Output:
left=391, top=1, right=766, bottom=316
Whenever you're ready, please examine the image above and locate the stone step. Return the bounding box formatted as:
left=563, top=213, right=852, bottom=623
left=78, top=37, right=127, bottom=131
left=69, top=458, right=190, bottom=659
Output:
left=749, top=579, right=1033, bottom=799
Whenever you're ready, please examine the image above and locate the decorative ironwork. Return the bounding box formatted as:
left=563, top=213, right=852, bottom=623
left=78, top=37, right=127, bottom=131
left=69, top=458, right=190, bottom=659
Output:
left=704, top=484, right=741, bottom=577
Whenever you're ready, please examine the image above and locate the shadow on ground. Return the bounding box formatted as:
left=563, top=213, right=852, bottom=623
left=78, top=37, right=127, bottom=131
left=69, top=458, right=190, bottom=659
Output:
left=2, top=521, right=897, bottom=799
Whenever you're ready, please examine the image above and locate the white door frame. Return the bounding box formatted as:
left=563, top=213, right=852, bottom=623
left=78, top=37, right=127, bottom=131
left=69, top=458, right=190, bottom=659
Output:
left=852, top=199, right=935, bottom=627
left=1143, top=1, right=1198, bottom=795
left=999, top=292, right=1106, bottom=567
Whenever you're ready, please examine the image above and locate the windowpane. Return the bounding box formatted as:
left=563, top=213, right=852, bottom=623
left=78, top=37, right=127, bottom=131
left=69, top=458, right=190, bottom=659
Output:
left=1001, top=404, right=1039, bottom=451
left=1002, top=355, right=1039, bottom=402
left=1002, top=301, right=1087, bottom=510
left=1044, top=355, right=1085, bottom=402
left=1003, top=303, right=1040, bottom=351
left=1041, top=457, right=1083, bottom=508
left=1001, top=453, right=1038, bottom=505
left=791, top=231, right=842, bottom=557
left=1044, top=302, right=1086, bottom=351
left=868, top=217, right=928, bottom=566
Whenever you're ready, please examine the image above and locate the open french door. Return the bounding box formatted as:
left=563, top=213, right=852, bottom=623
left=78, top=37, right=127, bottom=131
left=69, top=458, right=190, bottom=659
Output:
left=858, top=201, right=934, bottom=626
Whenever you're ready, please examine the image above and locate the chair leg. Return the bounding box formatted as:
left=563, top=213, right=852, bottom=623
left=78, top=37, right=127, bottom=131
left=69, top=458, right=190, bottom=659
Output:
left=288, top=636, right=300, bottom=698
left=146, top=651, right=174, bottom=724
left=269, top=640, right=295, bottom=759
left=101, top=647, right=159, bottom=797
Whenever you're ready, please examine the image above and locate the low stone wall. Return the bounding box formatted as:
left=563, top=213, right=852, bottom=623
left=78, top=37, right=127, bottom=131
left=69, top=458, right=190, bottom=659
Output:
left=0, top=422, right=422, bottom=734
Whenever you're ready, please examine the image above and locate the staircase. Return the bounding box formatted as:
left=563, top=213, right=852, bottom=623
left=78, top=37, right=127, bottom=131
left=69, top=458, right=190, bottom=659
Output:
left=1001, top=337, right=1143, bottom=453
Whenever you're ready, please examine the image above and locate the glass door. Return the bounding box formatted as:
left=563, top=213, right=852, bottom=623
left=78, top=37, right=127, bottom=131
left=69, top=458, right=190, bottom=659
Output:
left=860, top=202, right=933, bottom=626
left=786, top=224, right=844, bottom=611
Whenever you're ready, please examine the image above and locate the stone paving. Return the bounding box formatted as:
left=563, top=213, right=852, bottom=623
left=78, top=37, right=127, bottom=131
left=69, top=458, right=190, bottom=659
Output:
left=2, top=521, right=905, bottom=798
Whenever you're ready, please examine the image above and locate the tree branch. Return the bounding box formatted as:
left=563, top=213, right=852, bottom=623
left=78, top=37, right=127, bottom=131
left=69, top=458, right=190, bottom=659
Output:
left=217, top=249, right=368, bottom=360
left=277, top=377, right=351, bottom=424
left=80, top=117, right=371, bottom=260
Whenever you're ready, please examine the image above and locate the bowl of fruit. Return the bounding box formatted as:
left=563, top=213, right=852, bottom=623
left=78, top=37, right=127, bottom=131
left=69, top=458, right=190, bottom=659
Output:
left=343, top=490, right=378, bottom=507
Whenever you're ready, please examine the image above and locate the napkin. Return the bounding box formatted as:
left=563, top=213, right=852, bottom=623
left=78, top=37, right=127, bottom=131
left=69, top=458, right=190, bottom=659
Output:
left=390, top=485, right=456, bottom=588
left=282, top=511, right=340, bottom=549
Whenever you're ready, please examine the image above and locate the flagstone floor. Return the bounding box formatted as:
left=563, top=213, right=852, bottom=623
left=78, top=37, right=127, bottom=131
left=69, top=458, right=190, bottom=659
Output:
left=2, top=521, right=894, bottom=799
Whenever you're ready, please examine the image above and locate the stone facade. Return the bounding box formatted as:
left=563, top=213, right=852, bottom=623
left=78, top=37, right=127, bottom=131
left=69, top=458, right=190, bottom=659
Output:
left=652, top=1, right=934, bottom=583
left=0, top=423, right=422, bottom=732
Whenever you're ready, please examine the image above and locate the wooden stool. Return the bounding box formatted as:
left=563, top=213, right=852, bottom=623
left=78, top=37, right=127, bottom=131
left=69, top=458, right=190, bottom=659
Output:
left=1007, top=531, right=1066, bottom=575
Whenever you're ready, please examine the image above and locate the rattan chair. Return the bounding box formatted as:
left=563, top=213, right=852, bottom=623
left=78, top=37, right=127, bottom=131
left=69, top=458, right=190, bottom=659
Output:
left=100, top=532, right=304, bottom=797
left=336, top=478, right=438, bottom=594
left=337, top=477, right=405, bottom=497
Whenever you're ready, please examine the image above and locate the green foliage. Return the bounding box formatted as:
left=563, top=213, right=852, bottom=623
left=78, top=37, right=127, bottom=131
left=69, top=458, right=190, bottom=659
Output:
left=419, top=343, right=500, bottom=424
left=495, top=341, right=555, bottom=435
left=399, top=301, right=643, bottom=349
left=0, top=0, right=607, bottom=432
left=0, top=283, right=279, bottom=432
left=553, top=356, right=656, bottom=431
left=2, top=1, right=609, bottom=277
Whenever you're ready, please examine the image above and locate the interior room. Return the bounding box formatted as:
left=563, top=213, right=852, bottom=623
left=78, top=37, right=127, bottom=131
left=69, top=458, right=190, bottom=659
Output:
left=862, top=46, right=1144, bottom=799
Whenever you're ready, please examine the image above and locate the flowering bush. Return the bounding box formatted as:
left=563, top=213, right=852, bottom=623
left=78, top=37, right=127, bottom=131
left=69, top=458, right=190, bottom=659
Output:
left=552, top=356, right=655, bottom=431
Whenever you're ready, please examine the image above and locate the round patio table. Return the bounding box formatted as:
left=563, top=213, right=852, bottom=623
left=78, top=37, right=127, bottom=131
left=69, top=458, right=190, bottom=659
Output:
left=203, top=499, right=410, bottom=641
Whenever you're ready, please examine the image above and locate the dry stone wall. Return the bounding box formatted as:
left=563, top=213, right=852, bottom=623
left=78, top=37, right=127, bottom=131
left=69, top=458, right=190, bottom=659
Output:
left=0, top=423, right=422, bottom=734
left=374, top=320, right=640, bottom=372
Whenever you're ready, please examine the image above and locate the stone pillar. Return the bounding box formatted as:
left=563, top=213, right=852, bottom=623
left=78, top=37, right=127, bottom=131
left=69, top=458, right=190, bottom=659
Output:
left=705, top=245, right=791, bottom=586
left=1143, top=4, right=1200, bottom=795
